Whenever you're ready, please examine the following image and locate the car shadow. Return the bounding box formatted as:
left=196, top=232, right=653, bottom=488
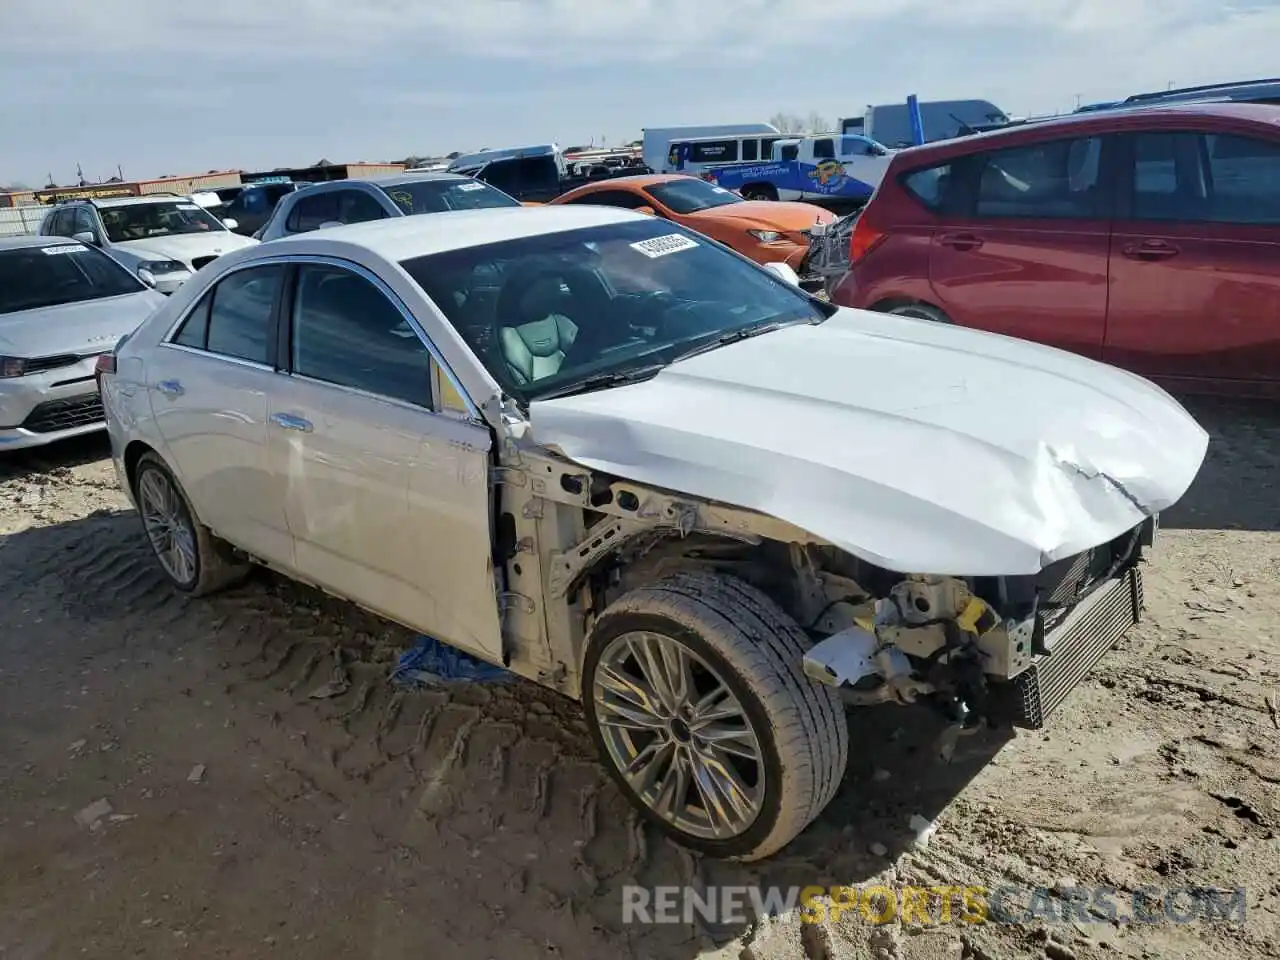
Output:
left=0, top=431, right=113, bottom=483
left=1159, top=395, right=1280, bottom=533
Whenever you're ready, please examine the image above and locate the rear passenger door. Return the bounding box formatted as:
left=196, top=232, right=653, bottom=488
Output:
left=265, top=261, right=504, bottom=663
left=1105, top=129, right=1280, bottom=392
left=927, top=134, right=1114, bottom=359
left=149, top=264, right=293, bottom=567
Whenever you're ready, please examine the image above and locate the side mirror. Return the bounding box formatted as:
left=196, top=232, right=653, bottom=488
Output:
left=221, top=217, right=240, bottom=231
left=634, top=205, right=656, bottom=216
left=72, top=230, right=99, bottom=246
left=763, top=262, right=802, bottom=287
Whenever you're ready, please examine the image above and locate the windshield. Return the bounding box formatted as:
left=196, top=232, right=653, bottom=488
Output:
left=644, top=178, right=743, bottom=215
left=399, top=219, right=830, bottom=403
left=378, top=179, right=521, bottom=215
left=0, top=243, right=146, bottom=314
left=99, top=201, right=227, bottom=242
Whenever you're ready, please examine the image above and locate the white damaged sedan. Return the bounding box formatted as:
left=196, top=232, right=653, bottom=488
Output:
left=97, top=205, right=1208, bottom=861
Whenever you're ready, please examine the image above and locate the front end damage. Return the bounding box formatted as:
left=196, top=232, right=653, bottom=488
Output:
left=508, top=439, right=1161, bottom=740
left=800, top=516, right=1156, bottom=732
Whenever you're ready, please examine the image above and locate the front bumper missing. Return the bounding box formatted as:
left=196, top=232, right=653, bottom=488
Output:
left=987, top=566, right=1144, bottom=729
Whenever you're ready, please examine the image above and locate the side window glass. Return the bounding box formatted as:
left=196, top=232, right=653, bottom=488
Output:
left=689, top=140, right=739, bottom=164
left=1131, top=132, right=1198, bottom=220
left=206, top=266, right=281, bottom=364
left=73, top=207, right=97, bottom=236
left=901, top=162, right=957, bottom=212
left=286, top=192, right=339, bottom=233
left=50, top=209, right=73, bottom=236
left=479, top=162, right=521, bottom=194
left=974, top=136, right=1103, bottom=218
left=291, top=265, right=433, bottom=408
left=1204, top=133, right=1280, bottom=225
left=812, top=138, right=836, bottom=160
left=337, top=190, right=388, bottom=225
left=741, top=139, right=759, bottom=162
left=173, top=292, right=213, bottom=348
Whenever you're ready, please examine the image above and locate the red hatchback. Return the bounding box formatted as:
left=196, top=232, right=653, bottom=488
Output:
left=831, top=103, right=1280, bottom=398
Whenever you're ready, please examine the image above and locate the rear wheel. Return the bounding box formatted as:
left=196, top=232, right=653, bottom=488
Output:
left=582, top=571, right=848, bottom=861
left=134, top=452, right=250, bottom=597
left=883, top=302, right=953, bottom=324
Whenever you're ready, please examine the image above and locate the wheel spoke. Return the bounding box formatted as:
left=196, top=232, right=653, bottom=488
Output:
left=693, top=746, right=758, bottom=835
left=653, top=746, right=692, bottom=823
left=695, top=721, right=761, bottom=761
left=690, top=685, right=744, bottom=727
left=624, top=736, right=675, bottom=798
left=594, top=629, right=766, bottom=842
left=628, top=635, right=678, bottom=714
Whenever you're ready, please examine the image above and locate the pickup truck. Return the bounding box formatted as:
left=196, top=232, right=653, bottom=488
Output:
left=449, top=145, right=652, bottom=203
left=691, top=135, right=894, bottom=211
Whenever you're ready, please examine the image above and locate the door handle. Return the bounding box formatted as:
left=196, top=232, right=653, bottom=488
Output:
left=938, top=232, right=984, bottom=251
left=1122, top=240, right=1179, bottom=261
left=270, top=412, right=313, bottom=433
left=155, top=379, right=184, bottom=397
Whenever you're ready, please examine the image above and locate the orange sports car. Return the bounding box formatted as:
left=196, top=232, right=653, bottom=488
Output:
left=549, top=174, right=835, bottom=278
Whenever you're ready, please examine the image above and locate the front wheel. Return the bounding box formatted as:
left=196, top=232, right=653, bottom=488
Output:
left=582, top=572, right=848, bottom=861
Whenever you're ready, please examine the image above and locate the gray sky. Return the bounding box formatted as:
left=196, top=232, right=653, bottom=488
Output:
left=1, top=0, right=1276, bottom=185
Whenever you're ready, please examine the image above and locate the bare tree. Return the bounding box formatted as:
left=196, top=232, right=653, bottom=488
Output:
left=768, top=112, right=806, bottom=134
left=805, top=112, right=832, bottom=134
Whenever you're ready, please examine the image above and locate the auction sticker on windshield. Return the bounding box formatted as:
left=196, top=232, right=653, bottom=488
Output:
left=456, top=182, right=486, bottom=191
left=41, top=245, right=88, bottom=255
left=630, top=234, right=699, bottom=258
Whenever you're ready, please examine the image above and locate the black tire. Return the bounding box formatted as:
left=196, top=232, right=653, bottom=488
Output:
left=740, top=184, right=778, bottom=202
left=582, top=571, right=848, bottom=861
left=133, top=452, right=250, bottom=597
left=883, top=302, right=953, bottom=324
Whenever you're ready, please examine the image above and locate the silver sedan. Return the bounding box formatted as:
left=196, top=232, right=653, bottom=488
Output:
left=0, top=235, right=165, bottom=451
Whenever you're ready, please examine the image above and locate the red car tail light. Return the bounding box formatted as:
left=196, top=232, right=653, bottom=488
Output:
left=849, top=217, right=887, bottom=265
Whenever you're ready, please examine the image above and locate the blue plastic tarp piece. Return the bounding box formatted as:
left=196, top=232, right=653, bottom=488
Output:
left=391, top=635, right=512, bottom=687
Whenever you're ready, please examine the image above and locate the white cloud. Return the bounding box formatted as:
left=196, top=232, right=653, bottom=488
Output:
left=3, top=0, right=1277, bottom=72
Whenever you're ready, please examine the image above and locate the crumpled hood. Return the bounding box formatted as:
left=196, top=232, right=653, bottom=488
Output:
left=114, top=231, right=257, bottom=267
left=0, top=290, right=166, bottom=357
left=529, top=308, right=1209, bottom=576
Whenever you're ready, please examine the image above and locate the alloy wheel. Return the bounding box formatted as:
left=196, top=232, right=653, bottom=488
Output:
left=592, top=630, right=765, bottom=839
left=138, top=468, right=197, bottom=585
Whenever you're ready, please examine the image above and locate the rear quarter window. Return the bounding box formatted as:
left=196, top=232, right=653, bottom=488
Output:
left=900, top=162, right=956, bottom=212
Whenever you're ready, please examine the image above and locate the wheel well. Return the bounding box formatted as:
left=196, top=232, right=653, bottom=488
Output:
left=869, top=296, right=929, bottom=313
left=122, top=440, right=158, bottom=497
left=742, top=182, right=777, bottom=198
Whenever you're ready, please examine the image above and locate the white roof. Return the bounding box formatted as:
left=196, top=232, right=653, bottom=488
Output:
left=270, top=204, right=644, bottom=262
left=93, top=195, right=196, bottom=208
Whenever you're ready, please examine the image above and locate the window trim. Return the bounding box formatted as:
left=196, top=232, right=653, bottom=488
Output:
left=160, top=262, right=289, bottom=373
left=197, top=256, right=481, bottom=419
left=281, top=261, right=438, bottom=413
left=920, top=133, right=1118, bottom=221
left=1116, top=127, right=1280, bottom=225
left=285, top=188, right=341, bottom=234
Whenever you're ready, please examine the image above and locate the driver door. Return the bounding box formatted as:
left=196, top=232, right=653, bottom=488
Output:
left=266, top=261, right=506, bottom=664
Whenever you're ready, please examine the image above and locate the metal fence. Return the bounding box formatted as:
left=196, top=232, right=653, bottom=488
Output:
left=0, top=205, right=48, bottom=237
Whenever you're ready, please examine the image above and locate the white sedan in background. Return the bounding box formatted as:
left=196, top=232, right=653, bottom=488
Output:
left=97, top=207, right=1206, bottom=861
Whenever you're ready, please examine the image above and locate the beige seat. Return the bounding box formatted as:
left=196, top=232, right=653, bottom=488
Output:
left=498, top=275, right=579, bottom=385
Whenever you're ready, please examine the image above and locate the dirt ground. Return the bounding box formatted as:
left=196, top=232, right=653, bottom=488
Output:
left=1, top=396, right=1278, bottom=960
